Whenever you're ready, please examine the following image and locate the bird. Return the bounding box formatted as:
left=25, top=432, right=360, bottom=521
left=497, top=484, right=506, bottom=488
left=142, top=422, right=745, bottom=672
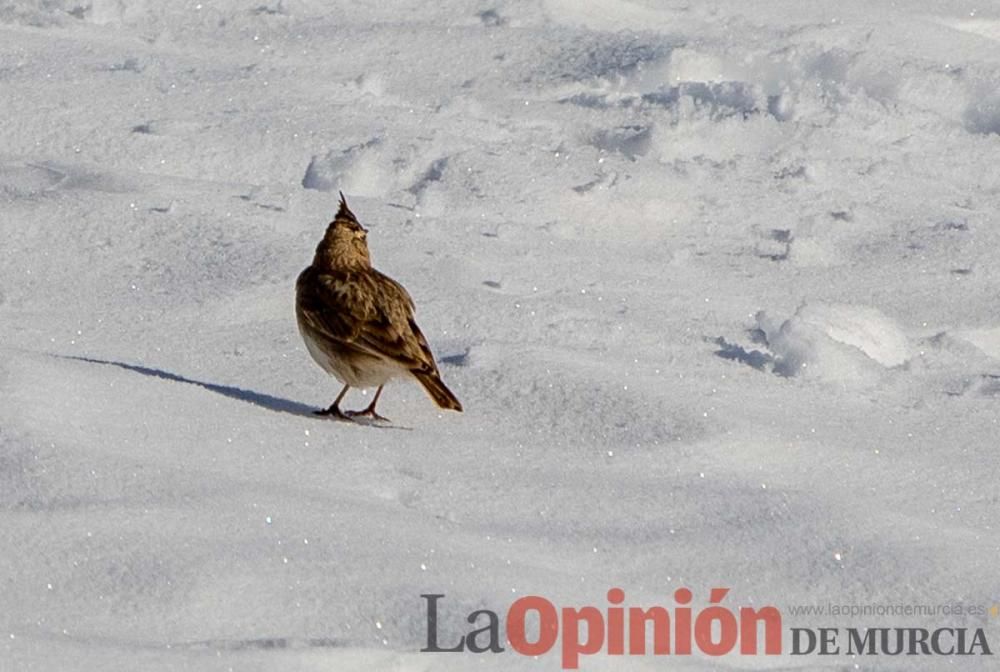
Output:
left=295, top=193, right=463, bottom=422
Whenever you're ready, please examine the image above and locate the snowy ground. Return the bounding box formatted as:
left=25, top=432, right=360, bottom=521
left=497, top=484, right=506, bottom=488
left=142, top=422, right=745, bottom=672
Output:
left=2, top=0, right=1000, bottom=670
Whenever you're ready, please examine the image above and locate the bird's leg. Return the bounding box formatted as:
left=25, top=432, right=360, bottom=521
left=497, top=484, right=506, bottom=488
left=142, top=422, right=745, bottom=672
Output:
left=346, top=385, right=390, bottom=422
left=315, top=384, right=351, bottom=419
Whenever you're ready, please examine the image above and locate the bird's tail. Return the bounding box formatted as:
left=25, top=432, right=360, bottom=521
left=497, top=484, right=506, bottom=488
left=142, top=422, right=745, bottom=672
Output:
left=413, top=371, right=463, bottom=412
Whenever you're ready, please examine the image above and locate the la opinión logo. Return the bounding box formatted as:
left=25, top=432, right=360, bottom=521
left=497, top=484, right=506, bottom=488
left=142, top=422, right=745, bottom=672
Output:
left=420, top=590, right=995, bottom=667
left=420, top=588, right=782, bottom=669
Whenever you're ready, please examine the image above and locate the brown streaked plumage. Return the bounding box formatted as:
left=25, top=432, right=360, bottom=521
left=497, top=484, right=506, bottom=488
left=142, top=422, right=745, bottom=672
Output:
left=295, top=193, right=463, bottom=421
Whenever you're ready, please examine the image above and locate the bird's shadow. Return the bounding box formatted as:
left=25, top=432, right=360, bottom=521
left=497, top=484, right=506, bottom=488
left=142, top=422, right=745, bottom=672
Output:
left=53, top=354, right=411, bottom=429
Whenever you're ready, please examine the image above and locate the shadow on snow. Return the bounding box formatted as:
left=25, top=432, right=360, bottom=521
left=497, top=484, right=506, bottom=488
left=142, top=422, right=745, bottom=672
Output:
left=54, top=354, right=319, bottom=417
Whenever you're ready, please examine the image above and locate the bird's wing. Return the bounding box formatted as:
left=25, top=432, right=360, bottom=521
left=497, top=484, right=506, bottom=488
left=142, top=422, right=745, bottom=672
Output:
left=304, top=269, right=439, bottom=373
left=373, top=270, right=416, bottom=312
left=355, top=271, right=441, bottom=375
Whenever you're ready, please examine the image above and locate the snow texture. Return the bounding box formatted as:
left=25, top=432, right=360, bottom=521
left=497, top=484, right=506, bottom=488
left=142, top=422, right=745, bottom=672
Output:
left=2, top=0, right=999, bottom=670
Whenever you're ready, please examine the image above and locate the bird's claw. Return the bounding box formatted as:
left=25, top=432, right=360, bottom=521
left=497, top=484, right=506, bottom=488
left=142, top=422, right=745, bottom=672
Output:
left=314, top=406, right=351, bottom=421
left=345, top=408, right=391, bottom=423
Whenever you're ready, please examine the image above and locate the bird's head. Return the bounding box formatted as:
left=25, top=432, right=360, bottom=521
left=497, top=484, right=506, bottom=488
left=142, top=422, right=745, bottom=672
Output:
left=314, top=192, right=371, bottom=270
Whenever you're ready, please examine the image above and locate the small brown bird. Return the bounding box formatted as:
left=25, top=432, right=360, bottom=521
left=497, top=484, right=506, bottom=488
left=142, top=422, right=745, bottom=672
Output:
left=295, top=193, right=463, bottom=421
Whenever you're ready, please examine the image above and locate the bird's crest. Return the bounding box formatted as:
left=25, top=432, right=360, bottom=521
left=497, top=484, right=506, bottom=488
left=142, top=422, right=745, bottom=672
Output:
left=336, top=191, right=359, bottom=224
left=313, top=191, right=371, bottom=270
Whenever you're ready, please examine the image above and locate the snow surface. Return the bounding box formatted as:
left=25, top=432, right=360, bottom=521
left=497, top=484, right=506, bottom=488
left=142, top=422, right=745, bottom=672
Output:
left=2, top=0, right=999, bottom=670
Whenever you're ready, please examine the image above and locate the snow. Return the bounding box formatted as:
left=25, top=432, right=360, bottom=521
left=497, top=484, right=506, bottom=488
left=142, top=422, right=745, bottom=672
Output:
left=2, top=0, right=999, bottom=670
left=749, top=302, right=912, bottom=384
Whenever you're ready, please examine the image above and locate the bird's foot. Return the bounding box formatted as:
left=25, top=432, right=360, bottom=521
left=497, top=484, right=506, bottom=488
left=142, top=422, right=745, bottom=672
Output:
left=345, top=408, right=391, bottom=423
left=314, top=406, right=351, bottom=421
